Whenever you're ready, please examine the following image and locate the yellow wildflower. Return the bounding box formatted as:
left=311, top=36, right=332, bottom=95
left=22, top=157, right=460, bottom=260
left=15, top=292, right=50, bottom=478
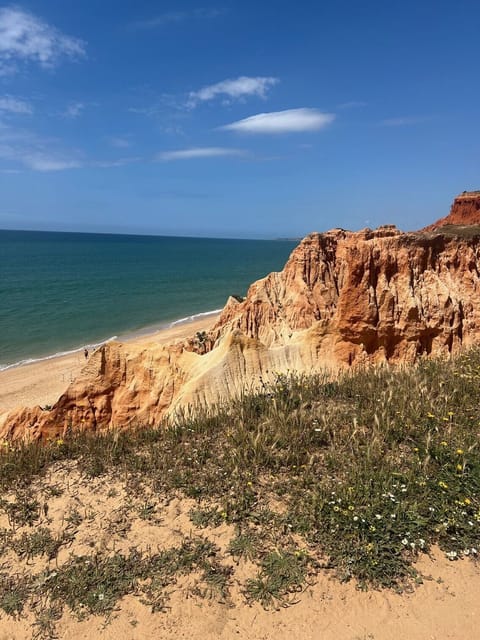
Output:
left=464, top=498, right=471, bottom=506
left=56, top=438, right=64, bottom=446
left=438, top=481, right=448, bottom=489
left=456, top=449, right=464, bottom=455
left=440, top=441, right=448, bottom=447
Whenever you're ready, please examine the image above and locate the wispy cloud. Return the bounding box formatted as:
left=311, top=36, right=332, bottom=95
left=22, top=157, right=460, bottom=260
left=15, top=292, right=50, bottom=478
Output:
left=132, top=8, right=225, bottom=29
left=21, top=153, right=82, bottom=171
left=0, top=6, right=86, bottom=74
left=221, top=108, right=335, bottom=134
left=0, top=95, right=33, bottom=114
left=188, top=76, right=278, bottom=107
left=92, top=156, right=141, bottom=168
left=156, top=147, right=246, bottom=161
left=108, top=136, right=131, bottom=149
left=0, top=125, right=82, bottom=171
left=128, top=93, right=186, bottom=118
left=381, top=116, right=427, bottom=127
left=337, top=101, right=367, bottom=110
left=61, top=102, right=86, bottom=119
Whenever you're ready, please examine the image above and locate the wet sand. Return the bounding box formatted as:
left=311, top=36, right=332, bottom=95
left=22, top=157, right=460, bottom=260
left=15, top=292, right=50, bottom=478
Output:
left=0, top=314, right=220, bottom=413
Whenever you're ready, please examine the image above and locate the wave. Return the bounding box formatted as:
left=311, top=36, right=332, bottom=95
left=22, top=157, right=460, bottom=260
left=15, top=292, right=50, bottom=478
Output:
left=168, top=308, right=223, bottom=328
left=0, top=336, right=118, bottom=373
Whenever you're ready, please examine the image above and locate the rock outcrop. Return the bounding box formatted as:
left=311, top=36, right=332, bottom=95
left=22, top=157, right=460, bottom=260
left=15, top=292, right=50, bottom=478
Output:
left=423, top=191, right=480, bottom=231
left=3, top=203, right=480, bottom=440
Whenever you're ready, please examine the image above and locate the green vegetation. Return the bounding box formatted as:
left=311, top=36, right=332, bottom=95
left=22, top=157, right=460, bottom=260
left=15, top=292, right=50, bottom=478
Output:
left=1, top=347, right=480, bottom=635
left=424, top=224, right=480, bottom=237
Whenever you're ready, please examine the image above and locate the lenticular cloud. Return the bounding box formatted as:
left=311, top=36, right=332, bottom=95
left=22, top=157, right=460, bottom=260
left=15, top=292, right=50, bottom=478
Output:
left=222, top=108, right=335, bottom=134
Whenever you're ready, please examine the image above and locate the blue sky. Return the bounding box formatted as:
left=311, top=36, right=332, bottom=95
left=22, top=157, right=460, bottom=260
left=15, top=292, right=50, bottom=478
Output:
left=0, top=1, right=478, bottom=238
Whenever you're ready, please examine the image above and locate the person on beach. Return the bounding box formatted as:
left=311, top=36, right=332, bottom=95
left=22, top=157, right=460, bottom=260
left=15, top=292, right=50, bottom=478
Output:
left=84, top=348, right=89, bottom=359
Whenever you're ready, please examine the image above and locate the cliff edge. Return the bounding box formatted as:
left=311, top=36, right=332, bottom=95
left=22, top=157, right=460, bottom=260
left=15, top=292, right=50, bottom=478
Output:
left=3, top=197, right=480, bottom=440
left=423, top=191, right=480, bottom=231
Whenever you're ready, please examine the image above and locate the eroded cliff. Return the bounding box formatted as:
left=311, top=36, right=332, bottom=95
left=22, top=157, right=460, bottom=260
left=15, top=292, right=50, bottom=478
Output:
left=3, top=217, right=480, bottom=440
left=423, top=191, right=480, bottom=231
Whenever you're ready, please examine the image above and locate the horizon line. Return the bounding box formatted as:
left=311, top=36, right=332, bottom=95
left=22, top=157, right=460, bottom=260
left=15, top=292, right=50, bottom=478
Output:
left=0, top=226, right=302, bottom=242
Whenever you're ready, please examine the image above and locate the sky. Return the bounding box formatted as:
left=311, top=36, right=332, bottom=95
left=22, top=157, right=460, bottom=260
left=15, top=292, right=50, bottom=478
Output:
left=0, top=0, right=478, bottom=238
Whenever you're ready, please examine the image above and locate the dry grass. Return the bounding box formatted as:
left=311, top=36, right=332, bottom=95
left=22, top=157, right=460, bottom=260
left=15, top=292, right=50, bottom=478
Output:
left=1, top=348, right=480, bottom=636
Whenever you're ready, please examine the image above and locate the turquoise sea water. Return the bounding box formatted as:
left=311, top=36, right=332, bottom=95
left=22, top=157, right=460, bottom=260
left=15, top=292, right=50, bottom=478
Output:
left=0, top=230, right=297, bottom=369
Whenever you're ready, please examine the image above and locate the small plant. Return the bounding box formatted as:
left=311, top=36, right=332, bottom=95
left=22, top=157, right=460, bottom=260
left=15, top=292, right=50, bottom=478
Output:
left=228, top=530, right=262, bottom=562
left=0, top=574, right=30, bottom=617
left=1, top=492, right=41, bottom=528
left=46, top=550, right=143, bottom=618
left=65, top=507, right=83, bottom=527
left=12, top=527, right=69, bottom=561
left=137, top=501, right=156, bottom=521
left=189, top=506, right=225, bottom=528
left=245, top=549, right=309, bottom=607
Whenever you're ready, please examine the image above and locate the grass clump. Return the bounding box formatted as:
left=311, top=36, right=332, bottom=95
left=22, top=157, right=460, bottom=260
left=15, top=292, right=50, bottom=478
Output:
left=245, top=549, right=310, bottom=608
left=12, top=527, right=72, bottom=561
left=189, top=506, right=225, bottom=528
left=0, top=574, right=31, bottom=617
left=228, top=529, right=263, bottom=562
left=47, top=550, right=142, bottom=618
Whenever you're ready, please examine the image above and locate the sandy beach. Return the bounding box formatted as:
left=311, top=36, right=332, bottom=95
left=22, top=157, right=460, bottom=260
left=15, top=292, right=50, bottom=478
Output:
left=0, top=313, right=220, bottom=413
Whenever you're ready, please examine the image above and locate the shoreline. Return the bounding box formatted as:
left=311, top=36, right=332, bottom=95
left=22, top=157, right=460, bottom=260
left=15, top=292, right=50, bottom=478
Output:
left=0, top=308, right=222, bottom=373
left=0, top=310, right=221, bottom=413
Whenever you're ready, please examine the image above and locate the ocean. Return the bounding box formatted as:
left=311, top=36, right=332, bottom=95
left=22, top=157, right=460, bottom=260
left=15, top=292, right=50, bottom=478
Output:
left=0, top=230, right=297, bottom=370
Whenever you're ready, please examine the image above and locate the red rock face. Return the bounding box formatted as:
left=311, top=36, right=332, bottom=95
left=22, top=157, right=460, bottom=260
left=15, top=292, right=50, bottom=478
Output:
left=210, top=224, right=480, bottom=364
left=3, top=202, right=480, bottom=441
left=423, top=192, right=480, bottom=231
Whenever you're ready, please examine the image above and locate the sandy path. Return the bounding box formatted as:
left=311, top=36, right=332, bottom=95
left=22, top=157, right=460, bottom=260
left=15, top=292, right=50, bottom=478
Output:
left=0, top=314, right=220, bottom=412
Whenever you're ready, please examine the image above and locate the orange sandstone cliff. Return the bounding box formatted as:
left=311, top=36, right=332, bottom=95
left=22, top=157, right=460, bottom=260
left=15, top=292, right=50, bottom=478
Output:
left=2, top=213, right=480, bottom=440
left=423, top=191, right=480, bottom=231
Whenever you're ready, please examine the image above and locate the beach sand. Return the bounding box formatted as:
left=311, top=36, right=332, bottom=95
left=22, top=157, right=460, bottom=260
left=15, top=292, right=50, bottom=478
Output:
left=0, top=314, right=220, bottom=413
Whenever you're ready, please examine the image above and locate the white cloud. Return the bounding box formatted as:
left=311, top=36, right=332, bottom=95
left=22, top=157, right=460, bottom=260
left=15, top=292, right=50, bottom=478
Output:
left=22, top=153, right=82, bottom=171
left=156, top=147, right=246, bottom=161
left=0, top=6, right=85, bottom=73
left=0, top=95, right=33, bottom=114
left=221, top=108, right=335, bottom=134
left=188, top=76, right=278, bottom=107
